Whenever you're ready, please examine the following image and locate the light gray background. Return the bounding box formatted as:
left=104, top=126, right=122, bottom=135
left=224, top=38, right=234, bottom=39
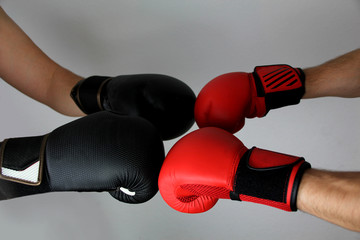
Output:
left=0, top=0, right=360, bottom=239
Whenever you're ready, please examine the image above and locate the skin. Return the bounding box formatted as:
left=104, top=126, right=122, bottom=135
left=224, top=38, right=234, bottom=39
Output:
left=297, top=169, right=360, bottom=232
left=0, top=6, right=359, bottom=232
left=0, top=7, right=84, bottom=116
left=303, top=48, right=360, bottom=99
left=298, top=49, right=360, bottom=232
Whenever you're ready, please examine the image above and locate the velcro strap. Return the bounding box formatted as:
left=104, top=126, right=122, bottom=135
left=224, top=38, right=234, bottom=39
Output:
left=0, top=135, right=49, bottom=186
left=230, top=147, right=309, bottom=211
left=70, top=76, right=111, bottom=114
left=253, top=65, right=305, bottom=112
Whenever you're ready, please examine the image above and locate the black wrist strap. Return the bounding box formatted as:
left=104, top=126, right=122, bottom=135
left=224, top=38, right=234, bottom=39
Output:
left=253, top=65, right=305, bottom=113
left=230, top=147, right=310, bottom=211
left=70, top=76, right=111, bottom=114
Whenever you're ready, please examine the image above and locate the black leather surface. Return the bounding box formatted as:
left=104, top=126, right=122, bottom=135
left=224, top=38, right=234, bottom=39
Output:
left=46, top=111, right=165, bottom=203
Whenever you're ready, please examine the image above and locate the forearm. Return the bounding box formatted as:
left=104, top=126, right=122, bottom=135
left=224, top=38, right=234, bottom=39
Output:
left=302, top=48, right=360, bottom=99
left=297, top=169, right=360, bottom=232
left=0, top=7, right=84, bottom=116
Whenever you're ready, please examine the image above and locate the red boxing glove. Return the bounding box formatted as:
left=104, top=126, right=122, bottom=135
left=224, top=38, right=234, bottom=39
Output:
left=158, top=127, right=310, bottom=213
left=195, top=65, right=305, bottom=133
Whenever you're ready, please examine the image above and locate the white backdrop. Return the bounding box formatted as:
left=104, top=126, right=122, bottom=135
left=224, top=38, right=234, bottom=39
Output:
left=0, top=0, right=360, bottom=239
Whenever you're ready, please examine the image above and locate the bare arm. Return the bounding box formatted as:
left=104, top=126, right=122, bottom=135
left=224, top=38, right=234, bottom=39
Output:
left=303, top=48, right=360, bottom=99
left=0, top=7, right=84, bottom=116
left=299, top=52, right=360, bottom=232
left=297, top=169, right=360, bottom=232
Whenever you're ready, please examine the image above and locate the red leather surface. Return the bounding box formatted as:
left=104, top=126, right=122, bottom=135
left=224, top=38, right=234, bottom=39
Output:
left=158, top=127, right=248, bottom=213
left=195, top=72, right=266, bottom=133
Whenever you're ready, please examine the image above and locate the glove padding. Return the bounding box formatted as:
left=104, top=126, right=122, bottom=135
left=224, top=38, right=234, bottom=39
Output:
left=0, top=112, right=165, bottom=203
left=71, top=74, right=196, bottom=140
left=158, top=127, right=310, bottom=213
left=195, top=65, right=305, bottom=133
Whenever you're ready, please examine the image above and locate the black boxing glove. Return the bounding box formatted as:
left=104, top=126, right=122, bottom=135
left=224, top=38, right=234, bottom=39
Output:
left=71, top=74, right=196, bottom=140
left=0, top=112, right=165, bottom=203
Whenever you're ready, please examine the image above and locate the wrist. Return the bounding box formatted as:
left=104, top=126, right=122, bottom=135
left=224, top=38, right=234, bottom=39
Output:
left=296, top=169, right=360, bottom=232
left=302, top=66, right=330, bottom=99
left=48, top=66, right=85, bottom=116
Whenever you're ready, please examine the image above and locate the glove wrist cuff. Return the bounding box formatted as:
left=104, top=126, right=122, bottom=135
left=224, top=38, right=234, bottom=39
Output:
left=252, top=65, right=305, bottom=114
left=0, top=135, right=49, bottom=186
left=70, top=76, right=111, bottom=114
left=231, top=147, right=311, bottom=211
